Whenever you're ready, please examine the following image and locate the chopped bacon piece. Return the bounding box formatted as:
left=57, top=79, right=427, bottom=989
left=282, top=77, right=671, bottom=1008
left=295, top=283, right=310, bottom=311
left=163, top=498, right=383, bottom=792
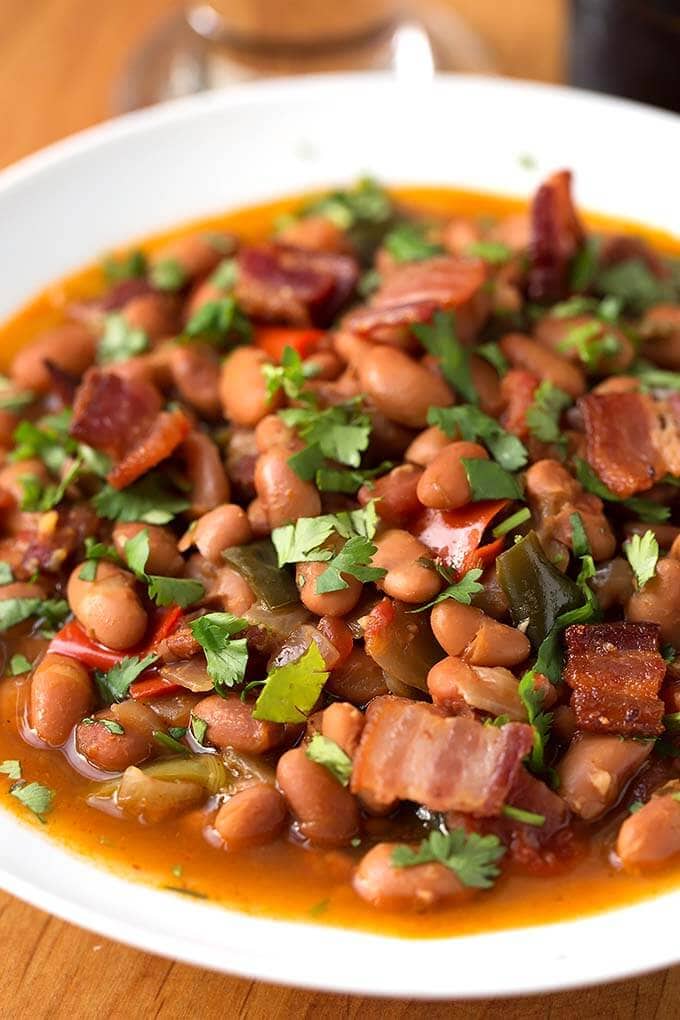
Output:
left=234, top=243, right=358, bottom=327
left=527, top=170, right=585, bottom=302
left=580, top=391, right=666, bottom=498
left=500, top=369, right=540, bottom=439
left=350, top=695, right=533, bottom=816
left=70, top=368, right=189, bottom=489
left=564, top=622, right=666, bottom=736
left=107, top=408, right=190, bottom=490
left=342, top=255, right=488, bottom=343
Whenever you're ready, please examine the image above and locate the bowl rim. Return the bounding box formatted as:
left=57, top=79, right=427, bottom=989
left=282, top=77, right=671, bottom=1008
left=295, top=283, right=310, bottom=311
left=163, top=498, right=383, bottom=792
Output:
left=1, top=71, right=679, bottom=999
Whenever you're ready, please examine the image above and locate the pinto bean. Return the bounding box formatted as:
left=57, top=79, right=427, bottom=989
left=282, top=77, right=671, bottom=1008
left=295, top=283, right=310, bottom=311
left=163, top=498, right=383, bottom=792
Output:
left=67, top=561, right=148, bottom=650
left=333, top=330, right=370, bottom=368
left=247, top=496, right=271, bottom=537
left=640, top=304, right=680, bottom=370
left=113, top=522, right=184, bottom=577
left=220, top=346, right=281, bottom=427
left=214, top=783, right=288, bottom=850
left=11, top=323, right=96, bottom=393
left=305, top=350, right=343, bottom=381
left=353, top=842, right=469, bottom=911
left=405, top=426, right=451, bottom=467
left=254, top=446, right=321, bottom=528
left=0, top=409, right=19, bottom=450
left=0, top=580, right=46, bottom=602
left=525, top=459, right=616, bottom=561
left=590, top=557, right=634, bottom=611
left=357, top=347, right=453, bottom=428
left=321, top=702, right=364, bottom=757
left=181, top=430, right=230, bottom=517
left=628, top=522, right=680, bottom=550
left=617, top=795, right=680, bottom=871
left=276, top=746, right=360, bottom=847
left=430, top=600, right=530, bottom=667
left=254, top=413, right=297, bottom=453
left=296, top=560, right=363, bottom=617
left=123, top=293, right=180, bottom=341
left=326, top=646, right=388, bottom=705
left=626, top=557, right=680, bottom=645
left=206, top=565, right=255, bottom=615
left=152, top=232, right=233, bottom=280
left=0, top=458, right=49, bottom=504
left=534, top=314, right=634, bottom=374
left=500, top=333, right=586, bottom=398
left=181, top=503, right=252, bottom=563
left=193, top=693, right=286, bottom=754
left=416, top=441, right=489, bottom=510
left=357, top=464, right=423, bottom=526
left=30, top=654, right=93, bottom=746
left=278, top=214, right=350, bottom=254
left=141, top=691, right=199, bottom=728
left=470, top=355, right=503, bottom=417
left=557, top=733, right=651, bottom=820
left=76, top=699, right=159, bottom=772
left=168, top=343, right=221, bottom=418
left=372, top=530, right=442, bottom=605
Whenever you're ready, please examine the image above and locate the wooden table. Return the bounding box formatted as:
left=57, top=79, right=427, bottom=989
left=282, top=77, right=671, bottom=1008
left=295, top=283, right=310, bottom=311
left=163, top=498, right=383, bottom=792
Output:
left=0, top=2, right=677, bottom=1016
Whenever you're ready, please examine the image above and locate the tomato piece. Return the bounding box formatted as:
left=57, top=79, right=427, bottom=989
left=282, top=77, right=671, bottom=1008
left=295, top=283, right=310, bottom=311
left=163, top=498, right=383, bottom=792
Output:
left=412, top=500, right=509, bottom=575
left=253, top=326, right=325, bottom=362
left=463, top=536, right=505, bottom=574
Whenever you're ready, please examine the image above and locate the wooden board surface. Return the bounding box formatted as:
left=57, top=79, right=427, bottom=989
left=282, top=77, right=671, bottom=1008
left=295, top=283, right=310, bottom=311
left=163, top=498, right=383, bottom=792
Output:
left=0, top=1, right=677, bottom=1015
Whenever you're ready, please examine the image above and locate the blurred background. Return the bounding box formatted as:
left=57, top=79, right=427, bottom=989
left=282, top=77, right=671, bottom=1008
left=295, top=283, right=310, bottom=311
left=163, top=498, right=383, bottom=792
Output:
left=1, top=0, right=677, bottom=166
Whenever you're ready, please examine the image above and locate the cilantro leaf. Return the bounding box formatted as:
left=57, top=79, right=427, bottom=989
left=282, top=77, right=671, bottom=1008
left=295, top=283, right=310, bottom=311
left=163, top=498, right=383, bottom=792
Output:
left=123, top=529, right=204, bottom=608
left=413, top=311, right=478, bottom=404
left=501, top=804, right=545, bottom=827
left=525, top=381, right=572, bottom=448
left=94, top=653, right=158, bottom=704
left=0, top=562, right=13, bottom=585
left=210, top=258, right=238, bottom=290
left=384, top=222, right=444, bottom=263
left=0, top=760, right=21, bottom=780
left=272, top=503, right=380, bottom=568
left=575, top=458, right=670, bottom=523
left=518, top=671, right=553, bottom=774
left=79, top=538, right=122, bottom=580
left=305, top=733, right=353, bottom=786
left=82, top=717, right=125, bottom=736
left=10, top=780, right=55, bottom=819
left=11, top=410, right=77, bottom=473
left=315, top=535, right=386, bottom=594
left=412, top=566, right=483, bottom=612
left=300, top=177, right=394, bottom=257
left=428, top=405, right=528, bottom=471
left=19, top=457, right=83, bottom=512
left=154, top=730, right=189, bottom=755
left=93, top=473, right=190, bottom=524
left=261, top=345, right=317, bottom=402
left=569, top=511, right=591, bottom=559
left=557, top=320, right=620, bottom=371
left=185, top=296, right=251, bottom=344
left=8, top=654, right=32, bottom=676
left=476, top=342, right=508, bottom=377
left=315, top=460, right=394, bottom=495
left=0, top=376, right=34, bottom=413
left=189, top=612, right=249, bottom=695
left=190, top=714, right=208, bottom=745
left=391, top=828, right=505, bottom=889
left=465, top=240, right=512, bottom=265
left=624, top=531, right=659, bottom=591
left=97, top=313, right=149, bottom=364
left=281, top=400, right=372, bottom=478
left=631, top=364, right=680, bottom=392
left=461, top=458, right=524, bottom=501
left=595, top=258, right=677, bottom=315
left=150, top=258, right=186, bottom=292
left=0, top=598, right=69, bottom=634
left=252, top=642, right=329, bottom=723
left=102, top=249, right=147, bottom=284
left=492, top=507, right=531, bottom=538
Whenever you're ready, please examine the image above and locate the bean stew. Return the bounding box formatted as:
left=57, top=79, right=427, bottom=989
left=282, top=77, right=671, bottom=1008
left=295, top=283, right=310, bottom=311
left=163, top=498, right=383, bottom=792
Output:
left=2, top=176, right=680, bottom=936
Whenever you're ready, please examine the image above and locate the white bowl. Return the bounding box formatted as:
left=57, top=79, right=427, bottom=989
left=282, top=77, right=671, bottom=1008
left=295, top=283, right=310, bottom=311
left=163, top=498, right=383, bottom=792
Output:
left=0, top=74, right=678, bottom=999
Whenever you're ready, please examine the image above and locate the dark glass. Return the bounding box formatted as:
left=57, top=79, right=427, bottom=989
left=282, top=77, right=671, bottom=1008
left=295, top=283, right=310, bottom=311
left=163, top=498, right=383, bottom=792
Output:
left=568, top=0, right=680, bottom=113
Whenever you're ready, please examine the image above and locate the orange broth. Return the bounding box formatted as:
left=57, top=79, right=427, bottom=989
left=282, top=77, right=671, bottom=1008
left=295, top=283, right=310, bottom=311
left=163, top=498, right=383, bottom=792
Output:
left=1, top=186, right=679, bottom=938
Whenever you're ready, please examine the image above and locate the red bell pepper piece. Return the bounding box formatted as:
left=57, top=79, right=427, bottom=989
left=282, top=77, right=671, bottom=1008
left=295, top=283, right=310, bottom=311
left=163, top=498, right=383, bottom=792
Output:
left=254, top=326, right=325, bottom=362
left=413, top=500, right=509, bottom=576
left=47, top=605, right=183, bottom=674
left=129, top=673, right=181, bottom=700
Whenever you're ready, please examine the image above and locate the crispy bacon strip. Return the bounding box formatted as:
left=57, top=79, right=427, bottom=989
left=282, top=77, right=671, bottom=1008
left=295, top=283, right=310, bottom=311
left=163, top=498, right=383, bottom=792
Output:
left=342, top=255, right=488, bottom=343
left=580, top=391, right=666, bottom=498
left=71, top=368, right=190, bottom=489
left=234, top=243, right=358, bottom=327
left=350, top=695, right=533, bottom=816
left=527, top=170, right=584, bottom=302
left=564, top=622, right=666, bottom=736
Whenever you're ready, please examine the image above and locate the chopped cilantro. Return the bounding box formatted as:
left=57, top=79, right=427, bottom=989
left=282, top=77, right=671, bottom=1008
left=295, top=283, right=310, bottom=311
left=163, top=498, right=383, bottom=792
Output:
left=631, top=364, right=680, bottom=392
left=79, top=538, right=123, bottom=580
left=525, top=381, right=572, bottom=449
left=150, top=258, right=186, bottom=292
left=190, top=715, right=208, bottom=746
left=465, top=240, right=512, bottom=265
left=252, top=642, right=329, bottom=724
left=8, top=654, right=32, bottom=676
left=428, top=405, right=528, bottom=471
left=124, top=529, right=204, bottom=608
left=97, top=313, right=149, bottom=364
left=93, top=473, right=190, bottom=524
left=315, top=460, right=393, bottom=495
left=0, top=563, right=13, bottom=585
left=476, top=342, right=509, bottom=377
left=501, top=804, right=545, bottom=827
left=281, top=400, right=372, bottom=479
left=391, top=828, right=505, bottom=889
left=11, top=410, right=76, bottom=473
left=102, top=249, right=147, bottom=284
left=384, top=222, right=443, bottom=263
left=19, top=457, right=83, bottom=512
left=300, top=177, right=393, bottom=257
left=314, top=535, right=386, bottom=594
left=557, top=320, right=620, bottom=371
left=0, top=760, right=21, bottom=780
left=570, top=236, right=600, bottom=291
left=10, top=780, right=54, bottom=819
left=569, top=511, right=591, bottom=559
left=628, top=800, right=644, bottom=814
left=624, top=531, right=659, bottom=591
left=492, top=507, right=531, bottom=538
left=189, top=612, right=249, bottom=695
left=210, top=258, right=238, bottom=290
left=261, top=345, right=317, bottom=403
left=412, top=565, right=483, bottom=613
left=154, top=730, right=189, bottom=755
left=0, top=376, right=34, bottom=413
left=518, top=672, right=553, bottom=774
left=83, top=718, right=126, bottom=736
left=272, top=503, right=379, bottom=568
left=0, top=597, right=69, bottom=634
left=185, top=296, right=251, bottom=344
left=413, top=311, right=478, bottom=404
left=357, top=268, right=381, bottom=297
left=94, top=653, right=158, bottom=704
left=596, top=257, right=677, bottom=315
left=575, top=459, right=670, bottom=523
left=461, top=458, right=524, bottom=501
left=306, top=733, right=353, bottom=786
